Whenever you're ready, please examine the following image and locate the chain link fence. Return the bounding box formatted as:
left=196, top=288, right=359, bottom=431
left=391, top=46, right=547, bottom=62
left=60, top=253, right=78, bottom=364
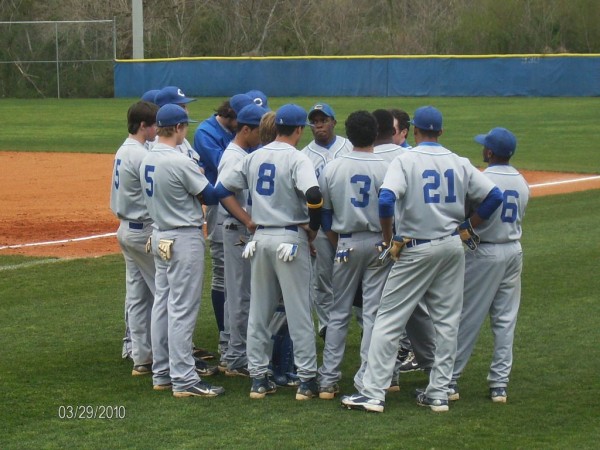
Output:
left=0, top=20, right=116, bottom=98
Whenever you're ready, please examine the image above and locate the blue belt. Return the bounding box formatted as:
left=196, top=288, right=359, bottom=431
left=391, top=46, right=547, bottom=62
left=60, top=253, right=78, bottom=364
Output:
left=340, top=233, right=352, bottom=238
left=224, top=223, right=239, bottom=231
left=257, top=225, right=298, bottom=232
left=129, top=222, right=144, bottom=230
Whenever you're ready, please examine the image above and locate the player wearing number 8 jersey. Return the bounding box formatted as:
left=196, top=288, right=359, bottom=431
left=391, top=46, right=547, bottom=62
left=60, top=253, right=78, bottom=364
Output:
left=216, top=104, right=323, bottom=401
left=342, top=106, right=503, bottom=413
left=449, top=128, right=529, bottom=404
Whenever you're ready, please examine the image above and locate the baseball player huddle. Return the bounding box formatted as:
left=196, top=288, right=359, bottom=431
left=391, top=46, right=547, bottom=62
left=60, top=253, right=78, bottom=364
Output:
left=110, top=87, right=529, bottom=412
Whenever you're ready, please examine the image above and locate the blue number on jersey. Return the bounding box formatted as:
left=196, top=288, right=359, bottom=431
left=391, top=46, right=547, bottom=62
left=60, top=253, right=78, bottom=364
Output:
left=256, top=163, right=276, bottom=196
left=114, top=159, right=122, bottom=189
left=350, top=174, right=371, bottom=208
left=144, top=165, right=155, bottom=197
left=500, top=190, right=519, bottom=223
left=422, top=169, right=456, bottom=203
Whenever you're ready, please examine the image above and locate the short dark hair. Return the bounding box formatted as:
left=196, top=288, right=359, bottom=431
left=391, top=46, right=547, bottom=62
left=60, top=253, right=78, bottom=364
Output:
left=371, top=109, right=395, bottom=140
left=216, top=100, right=236, bottom=119
left=416, top=128, right=443, bottom=139
left=127, top=101, right=158, bottom=134
left=276, top=124, right=302, bottom=136
left=345, top=110, right=378, bottom=148
left=236, top=122, right=259, bottom=133
left=389, top=108, right=410, bottom=132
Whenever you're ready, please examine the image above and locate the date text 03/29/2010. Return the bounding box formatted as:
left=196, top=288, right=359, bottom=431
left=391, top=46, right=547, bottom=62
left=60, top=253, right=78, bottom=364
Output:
left=57, top=405, right=126, bottom=420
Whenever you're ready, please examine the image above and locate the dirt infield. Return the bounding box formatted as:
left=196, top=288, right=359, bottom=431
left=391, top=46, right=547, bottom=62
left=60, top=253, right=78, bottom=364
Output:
left=1, top=151, right=599, bottom=258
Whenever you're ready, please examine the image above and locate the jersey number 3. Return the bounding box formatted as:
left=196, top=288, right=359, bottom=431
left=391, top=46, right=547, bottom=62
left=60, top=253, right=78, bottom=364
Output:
left=422, top=169, right=457, bottom=204
left=350, top=174, right=371, bottom=208
left=256, top=163, right=275, bottom=196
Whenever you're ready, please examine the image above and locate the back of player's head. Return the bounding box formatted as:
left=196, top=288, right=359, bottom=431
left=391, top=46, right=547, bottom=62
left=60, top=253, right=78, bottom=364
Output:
left=230, top=94, right=254, bottom=116
left=259, top=111, right=277, bottom=145
left=389, top=108, right=410, bottom=132
left=371, top=109, right=395, bottom=140
left=475, top=127, right=517, bottom=158
left=141, top=89, right=160, bottom=104
left=345, top=111, right=378, bottom=148
left=411, top=106, right=442, bottom=132
left=275, top=104, right=309, bottom=136
left=236, top=104, right=268, bottom=132
left=128, top=100, right=159, bottom=135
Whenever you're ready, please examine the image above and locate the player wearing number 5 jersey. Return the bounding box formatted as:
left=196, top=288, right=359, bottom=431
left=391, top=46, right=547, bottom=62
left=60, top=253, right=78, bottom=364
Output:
left=217, top=104, right=323, bottom=401
left=317, top=111, right=392, bottom=399
left=342, top=106, right=503, bottom=413
left=141, top=104, right=226, bottom=398
left=449, top=128, right=529, bottom=404
left=110, top=101, right=159, bottom=375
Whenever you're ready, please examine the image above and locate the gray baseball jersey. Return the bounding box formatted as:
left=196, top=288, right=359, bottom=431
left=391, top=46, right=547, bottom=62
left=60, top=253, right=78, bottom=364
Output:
left=317, top=151, right=392, bottom=389
left=141, top=141, right=212, bottom=392
left=219, top=140, right=319, bottom=382
left=360, top=142, right=497, bottom=405
left=373, top=143, right=407, bottom=165
left=301, top=136, right=353, bottom=333
left=452, top=164, right=529, bottom=391
left=110, top=138, right=155, bottom=368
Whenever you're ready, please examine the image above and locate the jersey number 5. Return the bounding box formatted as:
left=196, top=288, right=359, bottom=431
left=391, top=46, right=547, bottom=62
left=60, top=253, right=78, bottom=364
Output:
left=422, top=169, right=457, bottom=204
left=113, top=159, right=122, bottom=189
left=256, top=163, right=275, bottom=196
left=144, top=165, right=155, bottom=197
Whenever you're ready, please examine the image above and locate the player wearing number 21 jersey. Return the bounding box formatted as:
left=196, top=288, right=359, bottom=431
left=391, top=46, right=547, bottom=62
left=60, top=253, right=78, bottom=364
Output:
left=342, top=106, right=503, bottom=413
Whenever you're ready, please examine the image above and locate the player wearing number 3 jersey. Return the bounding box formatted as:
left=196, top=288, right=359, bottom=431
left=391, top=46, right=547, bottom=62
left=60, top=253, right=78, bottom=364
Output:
left=217, top=104, right=323, bottom=401
left=342, top=106, right=503, bottom=413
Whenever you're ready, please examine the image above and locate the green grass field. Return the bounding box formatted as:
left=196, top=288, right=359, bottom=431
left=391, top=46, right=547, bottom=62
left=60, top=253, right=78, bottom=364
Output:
left=0, top=97, right=599, bottom=172
left=1, top=97, right=599, bottom=449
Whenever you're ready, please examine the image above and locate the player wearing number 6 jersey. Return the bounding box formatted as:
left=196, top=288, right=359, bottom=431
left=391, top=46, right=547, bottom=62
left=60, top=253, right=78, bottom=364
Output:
left=317, top=111, right=392, bottom=399
left=342, top=106, right=503, bottom=413
left=216, top=104, right=323, bottom=401
left=449, top=128, right=529, bottom=404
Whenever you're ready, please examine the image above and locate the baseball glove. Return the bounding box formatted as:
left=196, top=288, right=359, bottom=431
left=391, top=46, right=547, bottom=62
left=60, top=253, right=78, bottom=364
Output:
left=378, top=236, right=410, bottom=262
left=456, top=219, right=480, bottom=250
left=158, top=238, right=174, bottom=261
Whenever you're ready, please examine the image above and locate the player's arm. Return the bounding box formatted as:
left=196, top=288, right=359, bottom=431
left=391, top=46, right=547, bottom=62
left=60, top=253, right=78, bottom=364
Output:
left=197, top=183, right=218, bottom=205
left=305, top=185, right=323, bottom=242
left=215, top=182, right=256, bottom=233
left=194, top=130, right=222, bottom=174
left=321, top=208, right=338, bottom=248
left=378, top=188, right=396, bottom=245
left=465, top=186, right=503, bottom=227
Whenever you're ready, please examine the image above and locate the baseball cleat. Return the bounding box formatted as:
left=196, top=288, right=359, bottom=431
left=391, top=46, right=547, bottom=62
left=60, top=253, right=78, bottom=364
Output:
left=250, top=375, right=277, bottom=399
left=153, top=383, right=173, bottom=391
left=192, top=346, right=216, bottom=360
left=318, top=383, right=340, bottom=400
left=225, top=366, right=250, bottom=377
left=386, top=377, right=400, bottom=393
left=490, top=387, right=507, bottom=403
left=194, top=358, right=219, bottom=377
left=416, top=391, right=449, bottom=412
left=398, top=351, right=422, bottom=373
left=296, top=378, right=318, bottom=400
left=173, top=381, right=225, bottom=398
left=447, top=384, right=460, bottom=401
left=217, top=361, right=228, bottom=373
left=131, top=363, right=152, bottom=376
left=341, top=393, right=384, bottom=413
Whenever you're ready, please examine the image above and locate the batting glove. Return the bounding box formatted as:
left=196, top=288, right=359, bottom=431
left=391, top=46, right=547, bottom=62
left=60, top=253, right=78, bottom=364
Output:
left=242, top=240, right=257, bottom=259
left=456, top=219, right=480, bottom=251
left=277, top=243, right=298, bottom=262
left=334, top=247, right=353, bottom=263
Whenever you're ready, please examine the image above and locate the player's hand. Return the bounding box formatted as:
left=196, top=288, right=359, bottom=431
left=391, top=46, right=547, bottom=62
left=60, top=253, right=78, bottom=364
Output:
left=242, top=240, right=257, bottom=259
left=375, top=241, right=389, bottom=264
left=277, top=243, right=298, bottom=262
left=306, top=228, right=318, bottom=243
left=334, top=247, right=353, bottom=263
left=456, top=219, right=480, bottom=251
left=246, top=220, right=257, bottom=235
left=309, top=242, right=317, bottom=257
left=388, top=235, right=409, bottom=261
left=375, top=241, right=388, bottom=253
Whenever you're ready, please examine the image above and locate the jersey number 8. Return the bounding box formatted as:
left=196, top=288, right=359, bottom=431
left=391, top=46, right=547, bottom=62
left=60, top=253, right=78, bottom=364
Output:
left=256, top=163, right=276, bottom=196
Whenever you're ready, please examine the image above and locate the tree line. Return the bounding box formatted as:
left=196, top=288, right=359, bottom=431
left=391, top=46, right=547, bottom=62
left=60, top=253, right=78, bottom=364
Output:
left=1, top=0, right=599, bottom=97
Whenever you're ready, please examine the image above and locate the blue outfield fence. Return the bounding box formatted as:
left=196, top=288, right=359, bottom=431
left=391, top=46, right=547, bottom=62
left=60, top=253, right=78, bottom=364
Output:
left=114, top=54, right=600, bottom=98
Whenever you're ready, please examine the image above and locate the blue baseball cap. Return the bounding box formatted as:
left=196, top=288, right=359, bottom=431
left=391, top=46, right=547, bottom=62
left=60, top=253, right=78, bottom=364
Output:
left=154, top=86, right=196, bottom=107
left=156, top=104, right=198, bottom=127
left=230, top=93, right=254, bottom=115
left=237, top=103, right=268, bottom=126
left=141, top=89, right=160, bottom=104
left=275, top=104, right=309, bottom=127
left=411, top=106, right=443, bottom=131
left=308, top=103, right=336, bottom=120
left=246, top=89, right=268, bottom=108
left=475, top=127, right=517, bottom=158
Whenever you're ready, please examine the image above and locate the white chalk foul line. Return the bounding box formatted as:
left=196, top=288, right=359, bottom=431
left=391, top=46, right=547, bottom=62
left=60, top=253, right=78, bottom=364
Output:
left=0, top=258, right=67, bottom=271
left=530, top=175, right=600, bottom=188
left=0, top=232, right=117, bottom=251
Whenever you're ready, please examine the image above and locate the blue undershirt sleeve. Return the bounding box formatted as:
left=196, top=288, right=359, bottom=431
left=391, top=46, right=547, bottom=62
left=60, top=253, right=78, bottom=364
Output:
left=321, top=208, right=333, bottom=232
left=379, top=188, right=396, bottom=218
left=476, top=186, right=503, bottom=219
